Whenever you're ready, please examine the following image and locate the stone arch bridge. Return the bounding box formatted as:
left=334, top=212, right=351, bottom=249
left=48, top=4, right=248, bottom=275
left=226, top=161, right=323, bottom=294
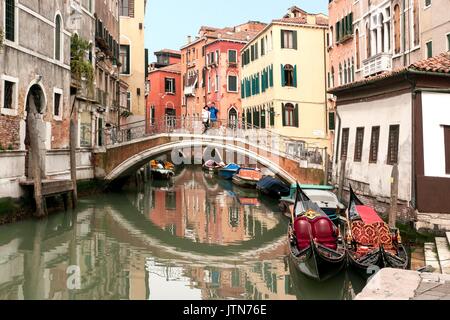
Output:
left=93, top=118, right=327, bottom=185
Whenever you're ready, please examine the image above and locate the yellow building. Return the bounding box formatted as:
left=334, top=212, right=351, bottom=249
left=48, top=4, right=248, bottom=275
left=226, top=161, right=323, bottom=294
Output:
left=241, top=8, right=330, bottom=151
left=119, top=0, right=147, bottom=121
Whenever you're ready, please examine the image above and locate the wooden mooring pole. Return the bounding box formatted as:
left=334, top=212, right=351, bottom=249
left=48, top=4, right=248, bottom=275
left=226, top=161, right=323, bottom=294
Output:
left=389, top=164, right=399, bottom=228
left=338, top=156, right=346, bottom=203
left=28, top=112, right=45, bottom=217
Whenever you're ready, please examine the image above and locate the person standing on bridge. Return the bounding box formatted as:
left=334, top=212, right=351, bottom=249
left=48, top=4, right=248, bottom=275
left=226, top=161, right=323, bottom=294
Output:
left=209, top=103, right=218, bottom=128
left=202, top=106, right=210, bottom=134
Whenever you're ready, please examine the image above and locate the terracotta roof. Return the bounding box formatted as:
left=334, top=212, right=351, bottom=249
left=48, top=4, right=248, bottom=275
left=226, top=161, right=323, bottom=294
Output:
left=155, top=49, right=181, bottom=56
left=329, top=52, right=450, bottom=93
left=273, top=17, right=307, bottom=24
left=153, top=63, right=181, bottom=74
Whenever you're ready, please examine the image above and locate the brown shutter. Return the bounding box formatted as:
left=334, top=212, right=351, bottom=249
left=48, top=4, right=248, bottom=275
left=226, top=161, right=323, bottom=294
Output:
left=445, top=126, right=450, bottom=174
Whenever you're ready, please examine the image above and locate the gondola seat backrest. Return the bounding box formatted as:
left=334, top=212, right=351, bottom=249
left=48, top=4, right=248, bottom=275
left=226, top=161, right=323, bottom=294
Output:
left=294, top=217, right=312, bottom=250
left=373, top=222, right=393, bottom=247
left=312, top=217, right=337, bottom=250
left=351, top=220, right=375, bottom=246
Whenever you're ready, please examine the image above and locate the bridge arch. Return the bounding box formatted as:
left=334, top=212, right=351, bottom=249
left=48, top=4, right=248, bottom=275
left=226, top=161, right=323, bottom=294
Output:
left=104, top=140, right=297, bottom=184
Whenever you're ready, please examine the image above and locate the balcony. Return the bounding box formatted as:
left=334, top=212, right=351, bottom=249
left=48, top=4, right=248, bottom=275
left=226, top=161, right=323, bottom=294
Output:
left=96, top=89, right=109, bottom=109
left=362, top=52, right=393, bottom=78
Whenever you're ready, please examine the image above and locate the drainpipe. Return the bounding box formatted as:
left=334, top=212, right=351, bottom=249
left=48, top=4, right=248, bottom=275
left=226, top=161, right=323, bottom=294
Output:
left=402, top=0, right=407, bottom=66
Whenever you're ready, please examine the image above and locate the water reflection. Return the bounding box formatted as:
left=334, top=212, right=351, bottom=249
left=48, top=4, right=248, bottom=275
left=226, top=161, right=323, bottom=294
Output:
left=0, top=166, right=364, bottom=300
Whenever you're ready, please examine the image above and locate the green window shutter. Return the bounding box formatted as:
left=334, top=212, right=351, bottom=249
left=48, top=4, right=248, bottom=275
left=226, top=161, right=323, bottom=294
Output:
left=270, top=65, right=274, bottom=87
left=329, top=112, right=335, bottom=130
left=293, top=65, right=298, bottom=87
left=293, top=31, right=298, bottom=50
left=336, top=22, right=339, bottom=42
left=294, top=104, right=299, bottom=127
left=282, top=103, right=286, bottom=126
left=350, top=13, right=353, bottom=34
left=270, top=107, right=275, bottom=126
left=261, top=109, right=266, bottom=128
left=241, top=80, right=244, bottom=98
left=261, top=72, right=265, bottom=93
left=281, top=30, right=285, bottom=48
left=281, top=64, right=285, bottom=87
left=257, top=73, right=260, bottom=94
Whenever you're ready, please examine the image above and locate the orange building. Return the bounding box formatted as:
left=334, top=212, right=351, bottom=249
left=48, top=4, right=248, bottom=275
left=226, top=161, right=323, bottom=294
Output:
left=146, top=50, right=182, bottom=126
left=180, top=22, right=266, bottom=121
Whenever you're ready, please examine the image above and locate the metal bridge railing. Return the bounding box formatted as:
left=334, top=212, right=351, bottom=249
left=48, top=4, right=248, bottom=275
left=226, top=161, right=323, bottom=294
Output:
left=98, top=116, right=326, bottom=167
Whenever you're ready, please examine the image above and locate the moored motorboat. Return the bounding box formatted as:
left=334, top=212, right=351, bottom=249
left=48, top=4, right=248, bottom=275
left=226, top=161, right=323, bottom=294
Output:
left=256, top=176, right=290, bottom=200
left=150, top=160, right=175, bottom=180
left=231, top=168, right=262, bottom=188
left=280, top=185, right=345, bottom=225
left=345, top=186, right=408, bottom=275
left=218, top=163, right=240, bottom=180
left=288, top=184, right=347, bottom=282
left=202, top=160, right=224, bottom=173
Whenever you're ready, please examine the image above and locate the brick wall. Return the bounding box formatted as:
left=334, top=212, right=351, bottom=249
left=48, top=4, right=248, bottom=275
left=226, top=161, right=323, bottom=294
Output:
left=0, top=115, right=20, bottom=150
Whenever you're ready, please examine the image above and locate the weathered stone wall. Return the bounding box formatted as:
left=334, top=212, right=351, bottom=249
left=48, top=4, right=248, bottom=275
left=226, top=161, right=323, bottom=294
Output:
left=0, top=115, right=20, bottom=150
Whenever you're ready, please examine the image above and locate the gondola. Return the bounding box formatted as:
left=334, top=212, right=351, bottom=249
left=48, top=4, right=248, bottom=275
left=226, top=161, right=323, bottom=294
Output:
left=150, top=160, right=175, bottom=180
left=256, top=176, right=290, bottom=200
left=288, top=183, right=347, bottom=282
left=202, top=160, right=224, bottom=173
left=231, top=168, right=262, bottom=188
left=218, top=163, right=240, bottom=180
left=345, top=186, right=408, bottom=275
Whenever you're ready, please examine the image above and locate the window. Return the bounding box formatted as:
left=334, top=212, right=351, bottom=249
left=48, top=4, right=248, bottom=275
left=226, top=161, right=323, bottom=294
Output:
left=447, top=34, right=450, bottom=51
left=228, top=75, right=238, bottom=92
left=369, top=126, right=380, bottom=163
left=228, top=50, right=237, bottom=63
left=445, top=126, right=450, bottom=174
left=413, top=0, right=420, bottom=47
left=5, top=0, right=15, bottom=42
left=120, top=45, right=130, bottom=74
left=3, top=81, right=14, bottom=110
left=120, top=0, right=134, bottom=17
left=354, top=127, right=365, bottom=162
left=425, top=0, right=431, bottom=7
left=215, top=74, right=219, bottom=92
left=261, top=38, right=265, bottom=56
left=366, top=23, right=371, bottom=58
left=55, top=15, right=62, bottom=61
left=281, top=30, right=297, bottom=49
left=126, top=91, right=131, bottom=110
left=387, top=125, right=400, bottom=165
left=341, top=128, right=350, bottom=160
left=165, top=78, right=175, bottom=94
left=329, top=112, right=335, bottom=130
left=426, top=41, right=433, bottom=58
left=281, top=64, right=296, bottom=87
left=53, top=91, right=62, bottom=119
left=394, top=5, right=401, bottom=54
left=282, top=103, right=298, bottom=127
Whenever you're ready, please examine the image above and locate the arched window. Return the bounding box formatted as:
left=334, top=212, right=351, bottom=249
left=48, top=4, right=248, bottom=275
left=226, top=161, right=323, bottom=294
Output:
left=366, top=23, right=371, bottom=58
left=394, top=4, right=401, bottom=54
left=282, top=64, right=296, bottom=87
left=351, top=57, right=355, bottom=82
left=380, top=14, right=385, bottom=53
left=355, top=29, right=361, bottom=69
left=344, top=61, right=347, bottom=84
left=339, top=63, right=343, bottom=85
left=55, top=14, right=63, bottom=61
left=331, top=67, right=335, bottom=88
left=347, top=59, right=351, bottom=83
left=282, top=103, right=298, bottom=127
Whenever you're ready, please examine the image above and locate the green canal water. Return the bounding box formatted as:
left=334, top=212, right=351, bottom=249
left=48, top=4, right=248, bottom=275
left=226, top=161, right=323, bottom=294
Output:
left=0, top=166, right=368, bottom=300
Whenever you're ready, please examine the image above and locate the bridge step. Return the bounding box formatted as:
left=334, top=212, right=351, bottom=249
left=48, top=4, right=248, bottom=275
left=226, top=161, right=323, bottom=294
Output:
left=435, top=237, right=450, bottom=275
left=424, top=242, right=442, bottom=274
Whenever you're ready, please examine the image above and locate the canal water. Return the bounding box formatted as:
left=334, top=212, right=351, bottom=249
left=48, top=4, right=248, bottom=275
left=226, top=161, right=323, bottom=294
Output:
left=0, top=166, right=367, bottom=300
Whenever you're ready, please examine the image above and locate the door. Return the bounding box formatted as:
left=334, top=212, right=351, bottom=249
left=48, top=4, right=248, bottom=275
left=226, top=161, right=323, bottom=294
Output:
left=228, top=108, right=237, bottom=129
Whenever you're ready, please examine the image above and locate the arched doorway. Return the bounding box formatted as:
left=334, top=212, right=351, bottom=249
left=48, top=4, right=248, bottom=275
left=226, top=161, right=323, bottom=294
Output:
left=24, top=84, right=46, bottom=178
left=228, top=107, right=237, bottom=129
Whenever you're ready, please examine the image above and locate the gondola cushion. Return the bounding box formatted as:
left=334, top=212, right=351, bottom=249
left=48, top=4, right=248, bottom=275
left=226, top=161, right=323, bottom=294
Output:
left=294, top=216, right=338, bottom=250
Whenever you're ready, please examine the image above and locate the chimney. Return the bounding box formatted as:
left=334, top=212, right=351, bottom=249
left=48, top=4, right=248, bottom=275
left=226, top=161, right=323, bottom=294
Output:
left=187, top=35, right=192, bottom=43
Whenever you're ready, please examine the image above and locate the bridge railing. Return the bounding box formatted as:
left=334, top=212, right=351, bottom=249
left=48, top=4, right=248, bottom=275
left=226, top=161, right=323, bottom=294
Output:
left=99, top=116, right=326, bottom=167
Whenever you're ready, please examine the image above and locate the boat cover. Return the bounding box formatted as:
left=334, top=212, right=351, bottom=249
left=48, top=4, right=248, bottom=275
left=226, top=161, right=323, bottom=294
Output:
left=256, top=176, right=290, bottom=196
left=355, top=205, right=383, bottom=224
left=221, top=163, right=240, bottom=171
left=237, top=169, right=262, bottom=181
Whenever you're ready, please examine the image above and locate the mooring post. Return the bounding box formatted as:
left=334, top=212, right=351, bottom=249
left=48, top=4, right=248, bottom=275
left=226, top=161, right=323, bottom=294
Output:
left=28, top=112, right=45, bottom=217
left=338, top=156, right=346, bottom=202
left=389, top=164, right=399, bottom=228
left=70, top=118, right=78, bottom=209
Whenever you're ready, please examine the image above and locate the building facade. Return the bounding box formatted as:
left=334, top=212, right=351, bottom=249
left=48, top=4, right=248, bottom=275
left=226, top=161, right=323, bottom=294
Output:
left=180, top=22, right=266, bottom=119
left=119, top=0, right=147, bottom=122
left=331, top=53, right=450, bottom=231
left=146, top=49, right=182, bottom=127
left=241, top=8, right=330, bottom=153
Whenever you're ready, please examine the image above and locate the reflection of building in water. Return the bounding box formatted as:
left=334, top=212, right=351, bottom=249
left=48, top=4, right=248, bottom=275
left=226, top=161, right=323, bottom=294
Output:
left=145, top=168, right=279, bottom=245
